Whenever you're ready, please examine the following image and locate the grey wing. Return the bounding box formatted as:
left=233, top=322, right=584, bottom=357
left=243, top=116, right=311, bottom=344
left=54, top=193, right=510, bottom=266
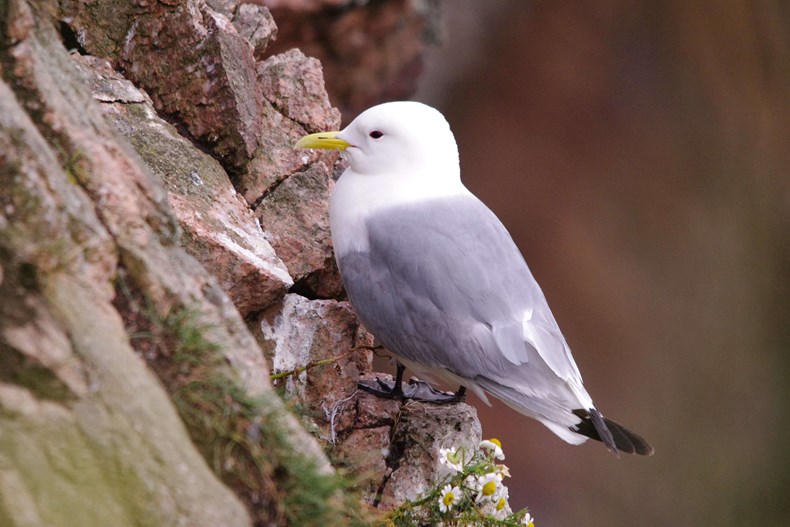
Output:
left=338, top=195, right=583, bottom=390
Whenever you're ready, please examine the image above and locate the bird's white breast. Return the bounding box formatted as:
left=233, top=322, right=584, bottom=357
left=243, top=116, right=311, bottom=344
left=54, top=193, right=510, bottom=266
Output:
left=329, top=167, right=469, bottom=258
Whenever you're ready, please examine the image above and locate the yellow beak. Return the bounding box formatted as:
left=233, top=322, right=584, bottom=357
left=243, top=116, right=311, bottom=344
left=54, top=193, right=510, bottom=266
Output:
left=294, top=131, right=350, bottom=151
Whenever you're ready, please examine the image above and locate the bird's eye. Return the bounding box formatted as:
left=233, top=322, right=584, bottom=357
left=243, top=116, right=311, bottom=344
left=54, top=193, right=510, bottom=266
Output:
left=369, top=130, right=384, bottom=139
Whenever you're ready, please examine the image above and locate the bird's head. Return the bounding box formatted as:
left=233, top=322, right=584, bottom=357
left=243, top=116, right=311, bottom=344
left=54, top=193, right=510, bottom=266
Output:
left=296, top=101, right=460, bottom=180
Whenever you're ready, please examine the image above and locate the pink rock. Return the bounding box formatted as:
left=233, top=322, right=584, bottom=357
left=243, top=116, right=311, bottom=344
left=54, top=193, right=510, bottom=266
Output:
left=337, top=426, right=391, bottom=500
left=238, top=47, right=340, bottom=206
left=234, top=3, right=279, bottom=59
left=254, top=161, right=343, bottom=298
left=63, top=0, right=345, bottom=300
left=236, top=101, right=332, bottom=205
left=117, top=1, right=264, bottom=170
left=205, top=0, right=279, bottom=59
left=354, top=379, right=402, bottom=429
left=75, top=54, right=293, bottom=316
left=258, top=48, right=341, bottom=133
left=257, top=294, right=373, bottom=440
left=378, top=402, right=482, bottom=510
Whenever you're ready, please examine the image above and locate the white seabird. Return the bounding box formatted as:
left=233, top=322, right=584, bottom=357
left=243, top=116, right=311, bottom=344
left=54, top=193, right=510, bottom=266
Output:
left=296, top=101, right=653, bottom=456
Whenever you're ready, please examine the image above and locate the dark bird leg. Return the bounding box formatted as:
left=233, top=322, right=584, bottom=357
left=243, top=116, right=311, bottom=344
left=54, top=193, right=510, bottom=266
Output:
left=392, top=361, right=406, bottom=398
left=358, top=362, right=466, bottom=404
left=358, top=362, right=406, bottom=399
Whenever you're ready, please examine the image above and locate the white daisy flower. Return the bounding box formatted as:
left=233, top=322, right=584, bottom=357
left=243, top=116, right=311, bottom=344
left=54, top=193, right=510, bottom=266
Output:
left=479, top=438, right=505, bottom=460
left=521, top=512, right=536, bottom=526
left=474, top=472, right=503, bottom=502
left=438, top=446, right=464, bottom=472
left=496, top=463, right=511, bottom=478
left=438, top=484, right=461, bottom=513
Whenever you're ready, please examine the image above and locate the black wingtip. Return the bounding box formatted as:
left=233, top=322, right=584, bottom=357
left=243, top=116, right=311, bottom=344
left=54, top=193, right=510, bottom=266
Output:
left=572, top=409, right=655, bottom=456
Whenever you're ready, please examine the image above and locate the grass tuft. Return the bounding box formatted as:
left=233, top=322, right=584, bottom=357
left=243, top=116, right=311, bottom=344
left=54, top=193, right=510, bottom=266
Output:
left=113, top=271, right=375, bottom=526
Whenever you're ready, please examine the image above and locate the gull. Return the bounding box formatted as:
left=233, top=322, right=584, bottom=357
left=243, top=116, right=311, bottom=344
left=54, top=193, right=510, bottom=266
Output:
left=296, top=101, right=653, bottom=455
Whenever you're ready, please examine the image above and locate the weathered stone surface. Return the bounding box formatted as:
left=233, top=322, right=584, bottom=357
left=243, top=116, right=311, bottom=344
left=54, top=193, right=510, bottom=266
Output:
left=258, top=48, right=341, bottom=133
left=58, top=0, right=139, bottom=58
left=2, top=4, right=344, bottom=525
left=255, top=162, right=343, bottom=298
left=61, top=0, right=340, bottom=207
left=236, top=3, right=279, bottom=58
left=354, top=375, right=402, bottom=429
left=73, top=54, right=293, bottom=317
left=258, top=294, right=372, bottom=438
left=337, top=425, right=391, bottom=501
left=379, top=402, right=482, bottom=509
left=205, top=0, right=279, bottom=59
left=63, top=0, right=345, bottom=299
left=238, top=49, right=340, bottom=207
left=255, top=294, right=375, bottom=444
left=237, top=100, right=329, bottom=204
left=266, top=0, right=442, bottom=118
left=0, top=71, right=252, bottom=527
left=62, top=0, right=265, bottom=170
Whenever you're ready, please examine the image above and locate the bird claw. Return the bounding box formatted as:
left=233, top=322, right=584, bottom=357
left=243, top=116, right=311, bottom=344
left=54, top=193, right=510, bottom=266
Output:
left=357, top=377, right=466, bottom=404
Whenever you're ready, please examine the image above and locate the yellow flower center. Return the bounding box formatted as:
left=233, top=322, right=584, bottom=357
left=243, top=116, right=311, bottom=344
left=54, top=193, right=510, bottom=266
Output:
left=443, top=492, right=455, bottom=506
left=496, top=497, right=507, bottom=510
left=482, top=480, right=497, bottom=496
left=489, top=438, right=502, bottom=449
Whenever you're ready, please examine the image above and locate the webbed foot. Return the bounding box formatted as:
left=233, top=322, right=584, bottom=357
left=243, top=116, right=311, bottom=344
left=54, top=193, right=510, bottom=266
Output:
left=357, top=377, right=466, bottom=404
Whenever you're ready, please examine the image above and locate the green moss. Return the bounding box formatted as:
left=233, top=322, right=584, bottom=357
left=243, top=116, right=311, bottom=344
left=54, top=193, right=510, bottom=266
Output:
left=165, top=307, right=220, bottom=365
left=163, top=317, right=371, bottom=526
left=52, top=142, right=87, bottom=186
left=114, top=275, right=374, bottom=526
left=174, top=377, right=365, bottom=526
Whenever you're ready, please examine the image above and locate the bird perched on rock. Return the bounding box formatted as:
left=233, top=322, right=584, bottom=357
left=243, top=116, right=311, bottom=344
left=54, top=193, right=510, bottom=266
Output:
left=296, top=101, right=653, bottom=456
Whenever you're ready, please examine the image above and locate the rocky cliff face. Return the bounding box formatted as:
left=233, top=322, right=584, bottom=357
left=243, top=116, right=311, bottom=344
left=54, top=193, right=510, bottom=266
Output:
left=0, top=1, right=471, bottom=525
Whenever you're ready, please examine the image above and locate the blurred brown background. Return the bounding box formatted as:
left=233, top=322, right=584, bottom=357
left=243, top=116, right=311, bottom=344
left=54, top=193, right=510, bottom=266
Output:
left=406, top=1, right=789, bottom=525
